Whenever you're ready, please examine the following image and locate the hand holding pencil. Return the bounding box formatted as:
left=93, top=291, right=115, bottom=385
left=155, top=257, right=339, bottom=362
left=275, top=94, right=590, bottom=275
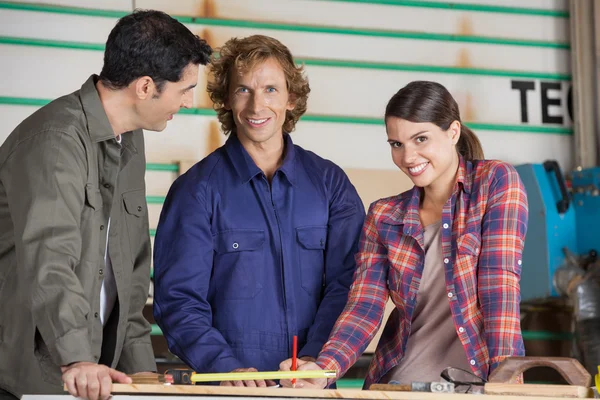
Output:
left=279, top=356, right=328, bottom=389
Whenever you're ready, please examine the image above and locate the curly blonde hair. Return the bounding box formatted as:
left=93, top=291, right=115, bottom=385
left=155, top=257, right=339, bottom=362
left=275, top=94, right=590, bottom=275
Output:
left=207, top=35, right=310, bottom=135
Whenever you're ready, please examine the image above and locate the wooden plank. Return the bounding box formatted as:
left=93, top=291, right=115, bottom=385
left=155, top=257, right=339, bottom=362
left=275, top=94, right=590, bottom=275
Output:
left=484, top=383, right=592, bottom=398
left=110, top=384, right=594, bottom=400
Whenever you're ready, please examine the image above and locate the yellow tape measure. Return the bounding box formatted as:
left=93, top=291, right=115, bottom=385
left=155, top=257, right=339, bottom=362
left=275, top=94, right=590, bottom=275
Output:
left=190, top=370, right=336, bottom=383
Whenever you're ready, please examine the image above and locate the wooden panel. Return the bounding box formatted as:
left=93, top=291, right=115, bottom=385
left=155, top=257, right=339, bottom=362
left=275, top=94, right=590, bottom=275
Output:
left=110, top=384, right=593, bottom=399
left=0, top=11, right=570, bottom=73
left=137, top=0, right=570, bottom=43
left=484, top=383, right=592, bottom=398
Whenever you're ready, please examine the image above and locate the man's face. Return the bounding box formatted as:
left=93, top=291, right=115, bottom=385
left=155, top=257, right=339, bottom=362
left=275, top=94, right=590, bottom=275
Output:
left=226, top=57, right=295, bottom=147
left=139, top=63, right=199, bottom=132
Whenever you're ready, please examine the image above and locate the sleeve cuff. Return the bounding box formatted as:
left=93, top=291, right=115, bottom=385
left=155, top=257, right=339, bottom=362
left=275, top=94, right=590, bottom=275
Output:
left=316, top=356, right=342, bottom=385
left=117, top=341, right=157, bottom=374
left=488, top=355, right=510, bottom=377
left=51, top=329, right=94, bottom=367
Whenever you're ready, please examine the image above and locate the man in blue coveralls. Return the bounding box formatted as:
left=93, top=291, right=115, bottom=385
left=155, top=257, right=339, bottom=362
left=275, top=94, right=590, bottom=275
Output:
left=153, top=34, right=365, bottom=387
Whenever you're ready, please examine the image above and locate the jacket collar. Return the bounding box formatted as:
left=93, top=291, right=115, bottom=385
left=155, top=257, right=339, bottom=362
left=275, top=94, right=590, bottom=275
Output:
left=80, top=75, right=139, bottom=155
left=225, top=133, right=296, bottom=185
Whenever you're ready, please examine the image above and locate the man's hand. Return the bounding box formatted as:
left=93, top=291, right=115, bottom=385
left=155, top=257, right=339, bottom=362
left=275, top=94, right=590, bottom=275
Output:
left=220, top=367, right=276, bottom=387
left=279, top=358, right=327, bottom=389
left=61, top=361, right=132, bottom=400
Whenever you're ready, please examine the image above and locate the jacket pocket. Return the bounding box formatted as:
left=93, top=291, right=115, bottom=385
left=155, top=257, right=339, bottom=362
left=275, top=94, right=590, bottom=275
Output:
left=122, top=189, right=148, bottom=264
left=457, top=232, right=481, bottom=256
left=123, top=189, right=147, bottom=217
left=213, top=229, right=265, bottom=299
left=296, top=226, right=327, bottom=295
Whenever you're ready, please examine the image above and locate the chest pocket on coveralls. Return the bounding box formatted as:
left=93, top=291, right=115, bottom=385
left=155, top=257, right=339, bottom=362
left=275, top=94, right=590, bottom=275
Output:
left=213, top=229, right=265, bottom=299
left=296, top=226, right=327, bottom=295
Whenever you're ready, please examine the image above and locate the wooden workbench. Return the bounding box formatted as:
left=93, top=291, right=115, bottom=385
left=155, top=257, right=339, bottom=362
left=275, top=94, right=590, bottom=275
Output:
left=22, top=383, right=595, bottom=400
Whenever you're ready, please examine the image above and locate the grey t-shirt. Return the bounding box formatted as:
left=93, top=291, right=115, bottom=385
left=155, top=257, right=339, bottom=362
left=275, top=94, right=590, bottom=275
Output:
left=382, top=221, right=471, bottom=384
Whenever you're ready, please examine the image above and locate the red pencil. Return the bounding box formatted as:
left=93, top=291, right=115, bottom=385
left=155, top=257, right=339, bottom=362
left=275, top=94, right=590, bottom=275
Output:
left=291, top=335, right=298, bottom=387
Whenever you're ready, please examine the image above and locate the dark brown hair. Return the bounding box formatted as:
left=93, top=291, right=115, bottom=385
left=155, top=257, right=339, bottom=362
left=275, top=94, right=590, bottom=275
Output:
left=385, top=81, right=484, bottom=161
left=207, top=35, right=310, bottom=135
left=99, top=10, right=211, bottom=92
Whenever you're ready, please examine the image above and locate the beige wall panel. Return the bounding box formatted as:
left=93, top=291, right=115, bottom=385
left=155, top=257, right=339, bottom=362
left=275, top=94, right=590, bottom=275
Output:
left=0, top=10, right=118, bottom=43
left=136, top=0, right=568, bottom=42
left=345, top=168, right=413, bottom=211
left=145, top=170, right=178, bottom=196
left=0, top=10, right=570, bottom=74
left=15, top=0, right=131, bottom=10
left=184, top=25, right=570, bottom=74
left=204, top=0, right=569, bottom=43
left=143, top=116, right=224, bottom=163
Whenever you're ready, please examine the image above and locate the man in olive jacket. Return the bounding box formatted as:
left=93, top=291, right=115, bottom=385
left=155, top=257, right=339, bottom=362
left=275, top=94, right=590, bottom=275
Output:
left=0, top=10, right=211, bottom=400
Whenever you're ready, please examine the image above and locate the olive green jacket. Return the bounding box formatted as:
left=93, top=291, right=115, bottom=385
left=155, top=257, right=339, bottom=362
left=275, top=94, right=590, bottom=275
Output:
left=0, top=76, right=156, bottom=397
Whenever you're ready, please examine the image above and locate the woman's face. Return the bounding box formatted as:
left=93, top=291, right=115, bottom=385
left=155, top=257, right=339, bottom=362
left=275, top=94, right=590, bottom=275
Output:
left=385, top=117, right=460, bottom=189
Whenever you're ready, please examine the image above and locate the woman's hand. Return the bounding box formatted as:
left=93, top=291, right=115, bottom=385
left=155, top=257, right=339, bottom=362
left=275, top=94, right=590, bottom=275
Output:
left=279, top=358, right=327, bottom=389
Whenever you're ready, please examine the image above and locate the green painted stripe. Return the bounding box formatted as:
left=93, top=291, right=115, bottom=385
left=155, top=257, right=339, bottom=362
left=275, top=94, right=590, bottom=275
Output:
left=336, top=379, right=365, bottom=389
left=0, top=36, right=104, bottom=51
left=0, top=0, right=569, bottom=19
left=468, top=122, right=572, bottom=135
left=150, top=325, right=574, bottom=341
left=151, top=324, right=162, bottom=336
left=522, top=331, right=573, bottom=341
left=178, top=108, right=217, bottom=117
left=298, top=58, right=571, bottom=81
left=186, top=17, right=569, bottom=49
left=303, top=114, right=574, bottom=135
left=316, top=0, right=569, bottom=18
left=0, top=1, right=569, bottom=49
left=0, top=96, right=573, bottom=135
left=0, top=35, right=571, bottom=81
left=0, top=96, right=50, bottom=107
left=149, top=229, right=156, bottom=237
left=0, top=1, right=127, bottom=17
left=146, top=163, right=179, bottom=172
left=146, top=196, right=166, bottom=204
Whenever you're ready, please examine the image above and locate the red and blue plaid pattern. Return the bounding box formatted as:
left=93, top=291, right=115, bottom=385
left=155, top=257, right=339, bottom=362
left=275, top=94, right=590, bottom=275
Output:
left=316, top=157, right=528, bottom=387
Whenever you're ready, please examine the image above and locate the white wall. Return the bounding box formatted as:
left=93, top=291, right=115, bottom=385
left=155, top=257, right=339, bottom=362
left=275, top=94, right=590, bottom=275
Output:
left=0, top=0, right=572, bottom=231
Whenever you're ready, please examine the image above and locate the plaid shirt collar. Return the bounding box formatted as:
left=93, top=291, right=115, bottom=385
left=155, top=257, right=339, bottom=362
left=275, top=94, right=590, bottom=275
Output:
left=383, top=155, right=472, bottom=229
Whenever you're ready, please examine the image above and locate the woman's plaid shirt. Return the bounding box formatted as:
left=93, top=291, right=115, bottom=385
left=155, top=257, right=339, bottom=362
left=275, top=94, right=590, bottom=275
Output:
left=316, top=158, right=528, bottom=387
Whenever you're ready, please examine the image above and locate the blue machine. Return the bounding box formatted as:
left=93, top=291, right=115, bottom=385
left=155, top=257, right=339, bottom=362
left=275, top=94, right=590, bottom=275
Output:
left=570, top=167, right=600, bottom=258
left=516, top=161, right=579, bottom=301
left=517, top=162, right=600, bottom=375
left=516, top=161, right=600, bottom=300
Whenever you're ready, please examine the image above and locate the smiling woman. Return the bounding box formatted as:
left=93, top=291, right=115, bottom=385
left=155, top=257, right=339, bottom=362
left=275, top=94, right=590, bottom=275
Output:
left=280, top=81, right=529, bottom=391
left=384, top=81, right=484, bottom=208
